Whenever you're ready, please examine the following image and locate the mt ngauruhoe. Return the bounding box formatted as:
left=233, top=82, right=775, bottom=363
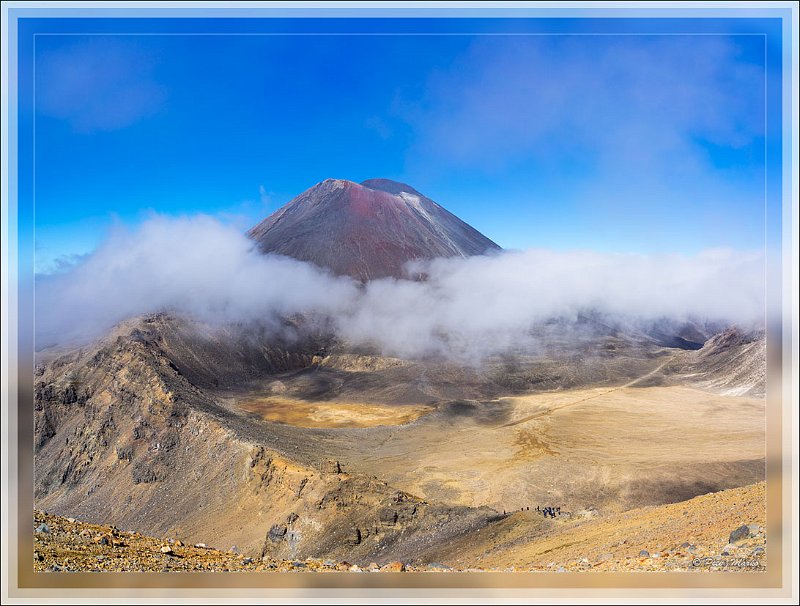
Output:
left=248, top=178, right=501, bottom=281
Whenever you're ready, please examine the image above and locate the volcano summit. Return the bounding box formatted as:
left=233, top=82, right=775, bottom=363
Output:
left=248, top=178, right=501, bottom=281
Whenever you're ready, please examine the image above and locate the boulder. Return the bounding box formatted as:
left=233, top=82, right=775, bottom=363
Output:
left=268, top=525, right=287, bottom=543
left=729, top=524, right=751, bottom=543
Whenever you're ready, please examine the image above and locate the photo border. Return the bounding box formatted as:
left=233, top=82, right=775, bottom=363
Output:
left=2, top=2, right=797, bottom=602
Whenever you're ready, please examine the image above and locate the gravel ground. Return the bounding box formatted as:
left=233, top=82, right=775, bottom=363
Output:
left=33, top=510, right=410, bottom=573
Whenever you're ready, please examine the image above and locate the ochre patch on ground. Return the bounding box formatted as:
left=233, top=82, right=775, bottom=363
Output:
left=237, top=396, right=433, bottom=428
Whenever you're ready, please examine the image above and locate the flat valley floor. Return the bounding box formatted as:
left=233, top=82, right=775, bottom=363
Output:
left=225, top=384, right=764, bottom=515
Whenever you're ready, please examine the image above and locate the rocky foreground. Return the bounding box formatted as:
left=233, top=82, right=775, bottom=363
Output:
left=426, top=481, right=767, bottom=572
left=34, top=482, right=766, bottom=573
left=33, top=510, right=411, bottom=573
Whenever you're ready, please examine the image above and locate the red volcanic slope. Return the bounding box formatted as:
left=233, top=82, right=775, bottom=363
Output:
left=247, top=178, right=501, bottom=281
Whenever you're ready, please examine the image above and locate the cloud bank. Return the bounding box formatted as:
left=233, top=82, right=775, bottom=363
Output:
left=35, top=215, right=765, bottom=360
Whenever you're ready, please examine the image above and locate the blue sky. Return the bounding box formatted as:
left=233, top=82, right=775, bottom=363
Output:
left=20, top=17, right=781, bottom=273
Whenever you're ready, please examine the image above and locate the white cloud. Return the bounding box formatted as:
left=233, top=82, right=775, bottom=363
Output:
left=36, top=39, right=166, bottom=133
left=401, top=36, right=764, bottom=170
left=35, top=215, right=766, bottom=361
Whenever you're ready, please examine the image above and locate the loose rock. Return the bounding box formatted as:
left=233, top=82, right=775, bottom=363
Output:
left=729, top=525, right=751, bottom=543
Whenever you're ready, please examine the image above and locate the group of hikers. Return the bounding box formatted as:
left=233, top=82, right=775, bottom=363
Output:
left=503, top=505, right=562, bottom=518
left=537, top=505, right=561, bottom=518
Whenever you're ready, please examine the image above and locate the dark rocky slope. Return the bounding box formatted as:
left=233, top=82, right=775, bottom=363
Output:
left=248, top=178, right=501, bottom=281
left=33, top=315, right=500, bottom=563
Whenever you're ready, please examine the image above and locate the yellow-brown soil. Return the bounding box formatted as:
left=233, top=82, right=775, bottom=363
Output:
left=426, top=482, right=766, bottom=572
left=343, top=386, right=764, bottom=513
left=237, top=396, right=433, bottom=428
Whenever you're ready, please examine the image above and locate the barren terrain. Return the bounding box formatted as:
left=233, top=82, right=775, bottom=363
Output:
left=34, top=481, right=765, bottom=573
left=217, top=377, right=764, bottom=515
left=425, top=481, right=767, bottom=572
left=33, top=314, right=766, bottom=569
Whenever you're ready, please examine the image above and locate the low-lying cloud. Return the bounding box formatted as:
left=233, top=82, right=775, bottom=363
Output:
left=35, top=215, right=766, bottom=360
